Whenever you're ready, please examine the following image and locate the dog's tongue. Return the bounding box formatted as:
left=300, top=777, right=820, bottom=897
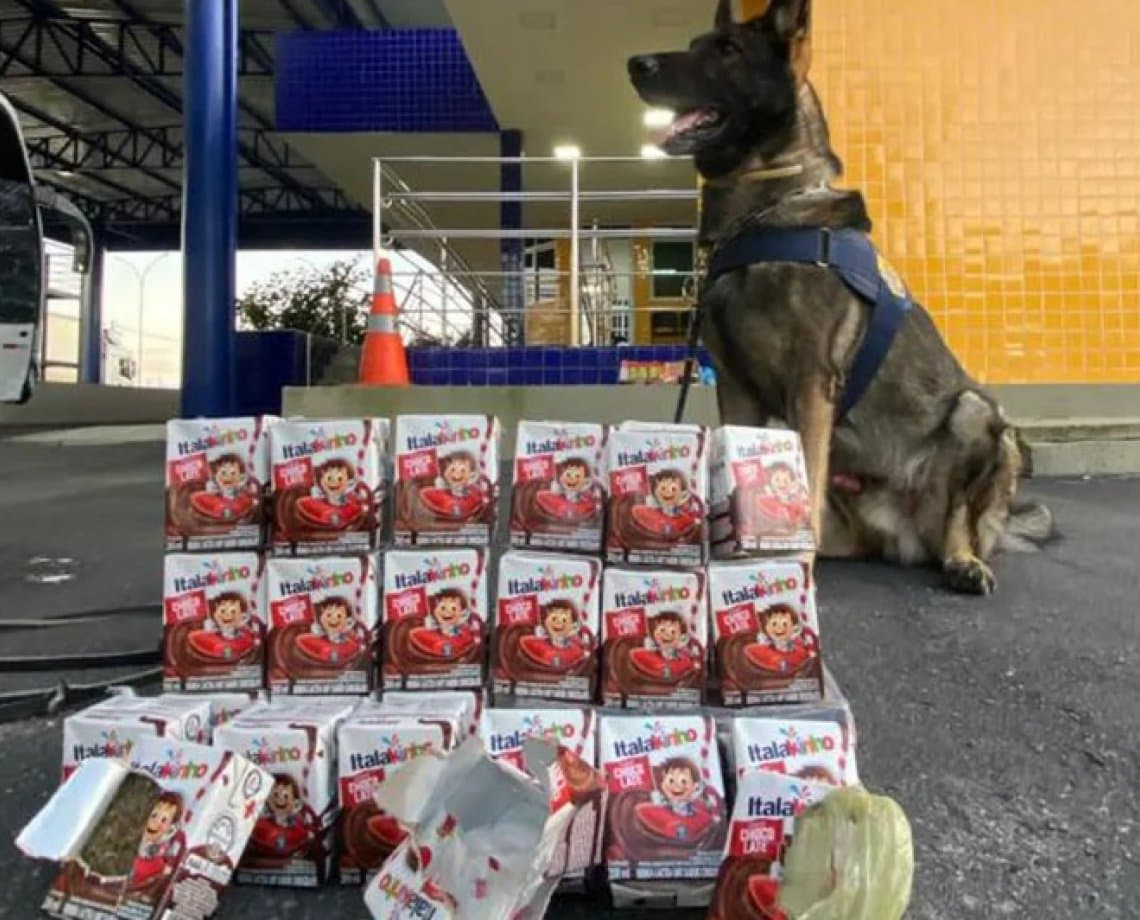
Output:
left=653, top=108, right=718, bottom=145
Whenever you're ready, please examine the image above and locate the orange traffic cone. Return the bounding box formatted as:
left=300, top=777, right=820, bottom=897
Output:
left=359, top=257, right=410, bottom=386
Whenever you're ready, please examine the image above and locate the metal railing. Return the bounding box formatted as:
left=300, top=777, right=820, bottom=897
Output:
left=370, top=154, right=699, bottom=348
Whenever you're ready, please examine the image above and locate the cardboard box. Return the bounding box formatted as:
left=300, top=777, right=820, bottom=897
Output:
left=509, top=420, right=605, bottom=554
left=377, top=689, right=483, bottom=740
left=337, top=702, right=455, bottom=885
left=710, top=426, right=814, bottom=556
left=381, top=548, right=488, bottom=691
left=269, top=419, right=386, bottom=555
left=492, top=551, right=601, bottom=703
left=61, top=693, right=216, bottom=780
left=163, top=553, right=266, bottom=694
left=604, top=422, right=708, bottom=567
left=600, top=567, right=707, bottom=711
left=21, top=735, right=272, bottom=920
left=165, top=417, right=275, bottom=552
left=708, top=559, right=824, bottom=706
left=264, top=555, right=379, bottom=695
left=392, top=414, right=501, bottom=547
left=214, top=696, right=358, bottom=886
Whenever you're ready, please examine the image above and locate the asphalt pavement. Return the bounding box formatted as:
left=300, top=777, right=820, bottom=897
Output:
left=0, top=431, right=1136, bottom=919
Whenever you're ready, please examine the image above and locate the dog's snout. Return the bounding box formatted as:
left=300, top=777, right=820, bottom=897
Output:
left=628, top=54, right=661, bottom=78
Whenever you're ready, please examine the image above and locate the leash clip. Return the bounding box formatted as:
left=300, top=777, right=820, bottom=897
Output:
left=815, top=227, right=832, bottom=267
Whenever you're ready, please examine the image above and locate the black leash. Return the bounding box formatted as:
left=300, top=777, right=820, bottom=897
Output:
left=673, top=296, right=706, bottom=425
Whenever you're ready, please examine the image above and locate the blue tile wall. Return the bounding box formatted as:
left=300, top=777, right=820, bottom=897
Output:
left=275, top=29, right=498, bottom=132
left=404, top=347, right=713, bottom=386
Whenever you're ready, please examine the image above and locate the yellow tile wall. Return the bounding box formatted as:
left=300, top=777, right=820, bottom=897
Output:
left=810, top=0, right=1140, bottom=383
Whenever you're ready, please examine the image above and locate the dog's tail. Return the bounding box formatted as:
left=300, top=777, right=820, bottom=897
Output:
left=1001, top=501, right=1056, bottom=553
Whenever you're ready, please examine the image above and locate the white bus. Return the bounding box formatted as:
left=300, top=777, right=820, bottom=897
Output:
left=0, top=92, right=42, bottom=403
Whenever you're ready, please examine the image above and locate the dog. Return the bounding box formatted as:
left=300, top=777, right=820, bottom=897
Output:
left=628, top=0, right=1052, bottom=594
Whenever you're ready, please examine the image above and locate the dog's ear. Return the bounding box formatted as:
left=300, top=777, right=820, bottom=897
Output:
left=766, top=0, right=812, bottom=82
left=715, top=0, right=773, bottom=30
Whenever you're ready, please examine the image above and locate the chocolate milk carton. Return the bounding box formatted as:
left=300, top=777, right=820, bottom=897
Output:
left=601, top=567, right=707, bottom=711
left=492, top=551, right=601, bottom=703
left=510, top=420, right=605, bottom=553
left=604, top=422, right=708, bottom=567
left=61, top=694, right=214, bottom=780
left=731, top=717, right=850, bottom=786
left=392, top=414, right=501, bottom=546
left=162, top=552, right=265, bottom=693
left=710, top=426, right=814, bottom=556
left=165, top=417, right=275, bottom=551
left=215, top=696, right=357, bottom=886
left=598, top=714, right=727, bottom=881
left=269, top=418, right=385, bottom=555
left=708, top=771, right=839, bottom=920
left=265, top=555, right=379, bottom=695
left=382, top=548, right=487, bottom=690
left=708, top=559, right=823, bottom=705
left=32, top=735, right=273, bottom=920
left=480, top=707, right=606, bottom=879
left=337, top=703, right=453, bottom=885
left=379, top=689, right=483, bottom=739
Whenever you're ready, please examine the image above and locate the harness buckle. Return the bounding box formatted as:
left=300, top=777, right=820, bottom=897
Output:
left=815, top=228, right=832, bottom=267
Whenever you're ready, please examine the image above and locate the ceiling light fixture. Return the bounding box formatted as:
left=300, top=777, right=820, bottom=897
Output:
left=56, top=170, right=76, bottom=178
left=643, top=108, right=675, bottom=128
left=554, top=144, right=581, bottom=161
left=640, top=144, right=669, bottom=160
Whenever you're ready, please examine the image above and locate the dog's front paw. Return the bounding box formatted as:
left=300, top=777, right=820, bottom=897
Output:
left=943, top=553, right=996, bottom=595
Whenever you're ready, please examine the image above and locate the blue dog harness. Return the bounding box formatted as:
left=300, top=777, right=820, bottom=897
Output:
left=705, top=227, right=913, bottom=419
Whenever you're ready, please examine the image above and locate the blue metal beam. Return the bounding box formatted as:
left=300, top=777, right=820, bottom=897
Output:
left=182, top=0, right=237, bottom=418
left=81, top=225, right=104, bottom=384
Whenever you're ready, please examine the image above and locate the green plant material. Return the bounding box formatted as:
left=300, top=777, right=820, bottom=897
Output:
left=237, top=258, right=371, bottom=344
left=78, top=773, right=161, bottom=878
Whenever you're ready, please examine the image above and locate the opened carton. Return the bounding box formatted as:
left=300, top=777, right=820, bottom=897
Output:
left=20, top=735, right=272, bottom=920
left=338, top=702, right=456, bottom=885
left=363, top=735, right=605, bottom=919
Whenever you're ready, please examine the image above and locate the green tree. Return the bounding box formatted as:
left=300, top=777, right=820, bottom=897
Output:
left=237, top=258, right=371, bottom=343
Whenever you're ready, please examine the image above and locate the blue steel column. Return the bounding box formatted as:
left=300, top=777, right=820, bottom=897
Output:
left=500, top=130, right=523, bottom=343
left=80, top=225, right=104, bottom=384
left=181, top=0, right=238, bottom=417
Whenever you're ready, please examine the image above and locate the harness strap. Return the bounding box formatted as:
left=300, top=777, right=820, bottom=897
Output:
left=705, top=227, right=912, bottom=419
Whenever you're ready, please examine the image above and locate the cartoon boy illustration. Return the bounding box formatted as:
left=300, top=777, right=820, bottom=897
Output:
left=420, top=451, right=485, bottom=519
left=635, top=756, right=715, bottom=842
left=632, top=468, right=698, bottom=537
left=744, top=604, right=813, bottom=673
left=187, top=591, right=256, bottom=660
left=208, top=453, right=247, bottom=499
left=752, top=460, right=809, bottom=530
left=409, top=588, right=479, bottom=659
left=250, top=774, right=312, bottom=855
left=295, top=595, right=362, bottom=665
left=535, top=457, right=597, bottom=520
left=519, top=599, right=588, bottom=669
left=629, top=611, right=698, bottom=681
left=313, top=458, right=357, bottom=507
left=129, top=793, right=184, bottom=888
left=296, top=457, right=365, bottom=529
left=190, top=453, right=254, bottom=520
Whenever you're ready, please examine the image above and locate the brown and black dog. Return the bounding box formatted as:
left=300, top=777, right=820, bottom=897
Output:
left=628, top=0, right=1052, bottom=594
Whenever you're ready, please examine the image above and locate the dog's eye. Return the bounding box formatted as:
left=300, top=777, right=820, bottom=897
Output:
left=717, top=36, right=744, bottom=58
